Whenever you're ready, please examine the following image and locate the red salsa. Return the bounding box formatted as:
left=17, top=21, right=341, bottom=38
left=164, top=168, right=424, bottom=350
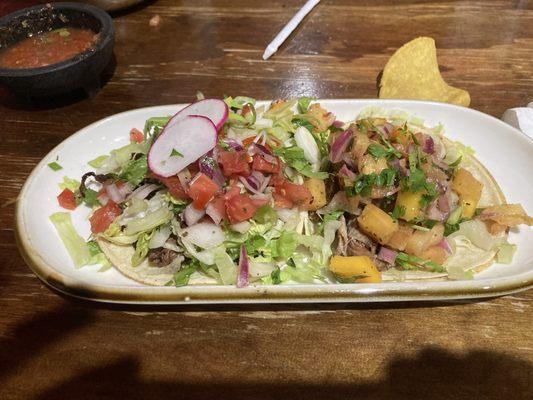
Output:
left=0, top=27, right=97, bottom=69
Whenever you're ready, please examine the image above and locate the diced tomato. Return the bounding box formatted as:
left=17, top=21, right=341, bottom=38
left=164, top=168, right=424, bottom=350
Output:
left=283, top=181, right=312, bottom=204
left=130, top=128, right=144, bottom=143
left=223, top=184, right=241, bottom=201
left=252, top=154, right=280, bottom=174
left=273, top=178, right=312, bottom=205
left=89, top=201, right=122, bottom=234
left=273, top=193, right=293, bottom=209
left=188, top=173, right=219, bottom=210
left=151, top=174, right=189, bottom=200
left=225, top=194, right=267, bottom=224
left=57, top=188, right=77, bottom=210
left=218, top=150, right=251, bottom=177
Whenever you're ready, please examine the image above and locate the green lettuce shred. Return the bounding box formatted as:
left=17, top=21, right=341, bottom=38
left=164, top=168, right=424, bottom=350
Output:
left=49, top=212, right=90, bottom=268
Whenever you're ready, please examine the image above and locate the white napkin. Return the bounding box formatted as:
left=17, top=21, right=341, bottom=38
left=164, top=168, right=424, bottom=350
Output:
left=501, top=102, right=533, bottom=139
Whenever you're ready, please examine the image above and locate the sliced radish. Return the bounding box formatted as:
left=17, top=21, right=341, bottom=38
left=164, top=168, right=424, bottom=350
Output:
left=148, top=115, right=217, bottom=177
left=167, top=99, right=228, bottom=131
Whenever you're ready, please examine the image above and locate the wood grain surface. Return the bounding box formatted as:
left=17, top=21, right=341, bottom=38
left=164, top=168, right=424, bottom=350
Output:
left=1, top=1, right=532, bottom=399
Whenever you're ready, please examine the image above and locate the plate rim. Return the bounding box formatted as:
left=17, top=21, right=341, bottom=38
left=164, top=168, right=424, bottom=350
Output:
left=15, top=99, right=533, bottom=304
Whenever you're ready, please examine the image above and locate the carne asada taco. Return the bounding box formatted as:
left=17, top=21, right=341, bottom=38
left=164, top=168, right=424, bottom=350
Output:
left=51, top=97, right=533, bottom=286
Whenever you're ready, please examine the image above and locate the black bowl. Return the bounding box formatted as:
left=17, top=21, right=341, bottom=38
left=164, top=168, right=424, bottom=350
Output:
left=0, top=2, right=114, bottom=97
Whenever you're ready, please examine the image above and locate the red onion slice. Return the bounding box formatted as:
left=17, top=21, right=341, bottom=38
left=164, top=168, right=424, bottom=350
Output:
left=237, top=245, right=249, bottom=288
left=423, top=135, right=435, bottom=154
left=330, top=130, right=352, bottom=163
left=436, top=238, right=452, bottom=255
left=221, top=138, right=243, bottom=151
left=426, top=200, right=446, bottom=222
left=332, top=120, right=344, bottom=129
left=338, top=164, right=356, bottom=181
left=377, top=246, right=398, bottom=264
left=248, top=143, right=277, bottom=164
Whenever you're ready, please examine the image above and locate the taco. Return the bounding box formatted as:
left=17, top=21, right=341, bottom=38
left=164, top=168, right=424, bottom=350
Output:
left=326, top=107, right=531, bottom=282
left=51, top=97, right=532, bottom=287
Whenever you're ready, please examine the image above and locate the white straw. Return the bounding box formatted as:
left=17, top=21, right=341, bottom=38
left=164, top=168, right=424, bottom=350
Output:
left=262, top=0, right=321, bottom=60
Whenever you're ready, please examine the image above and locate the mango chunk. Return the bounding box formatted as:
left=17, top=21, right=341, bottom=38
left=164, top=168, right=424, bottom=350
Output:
left=329, top=255, right=382, bottom=283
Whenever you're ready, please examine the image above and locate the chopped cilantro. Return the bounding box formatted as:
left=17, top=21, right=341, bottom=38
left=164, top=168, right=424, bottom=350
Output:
left=444, top=223, right=460, bottom=236
left=274, top=146, right=328, bottom=179
left=271, top=267, right=282, bottom=284
left=391, top=204, right=405, bottom=220
left=82, top=188, right=100, bottom=207
left=367, top=143, right=400, bottom=160
left=166, top=260, right=199, bottom=287
left=346, top=168, right=398, bottom=197
left=396, top=252, right=445, bottom=273
left=292, top=117, right=314, bottom=133
left=170, top=149, right=184, bottom=158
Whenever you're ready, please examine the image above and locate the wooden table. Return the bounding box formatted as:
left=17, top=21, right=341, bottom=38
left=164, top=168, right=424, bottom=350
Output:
left=1, top=1, right=532, bottom=398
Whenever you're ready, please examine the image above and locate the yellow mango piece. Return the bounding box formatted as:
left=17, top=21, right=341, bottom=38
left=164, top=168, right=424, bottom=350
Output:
left=301, top=178, right=327, bottom=211
left=395, top=190, right=423, bottom=221
left=452, top=168, right=483, bottom=218
left=387, top=225, right=414, bottom=251
left=357, top=203, right=399, bottom=244
left=329, top=255, right=382, bottom=283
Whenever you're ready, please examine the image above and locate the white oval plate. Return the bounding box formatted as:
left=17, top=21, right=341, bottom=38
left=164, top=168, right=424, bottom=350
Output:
left=16, top=100, right=533, bottom=304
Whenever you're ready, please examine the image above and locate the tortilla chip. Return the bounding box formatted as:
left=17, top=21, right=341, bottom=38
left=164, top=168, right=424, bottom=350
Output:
left=379, top=37, right=471, bottom=107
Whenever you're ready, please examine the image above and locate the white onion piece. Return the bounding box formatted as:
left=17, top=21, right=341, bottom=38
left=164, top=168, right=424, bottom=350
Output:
left=177, top=169, right=192, bottom=190
left=231, top=221, right=251, bottom=234
left=118, top=182, right=133, bottom=197
left=276, top=207, right=298, bottom=222
left=97, top=192, right=109, bottom=206
left=149, top=225, right=172, bottom=249
left=128, top=183, right=159, bottom=200
left=206, top=202, right=223, bottom=225
left=183, top=203, right=205, bottom=226
left=106, top=183, right=124, bottom=203
left=248, top=261, right=276, bottom=278
left=183, top=222, right=225, bottom=249
left=294, top=126, right=320, bottom=164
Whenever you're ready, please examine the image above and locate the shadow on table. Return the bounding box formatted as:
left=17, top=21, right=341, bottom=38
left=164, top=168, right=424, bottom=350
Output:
left=1, top=305, right=531, bottom=400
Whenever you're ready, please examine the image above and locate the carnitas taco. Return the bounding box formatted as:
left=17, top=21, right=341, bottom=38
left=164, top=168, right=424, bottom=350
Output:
left=50, top=97, right=532, bottom=287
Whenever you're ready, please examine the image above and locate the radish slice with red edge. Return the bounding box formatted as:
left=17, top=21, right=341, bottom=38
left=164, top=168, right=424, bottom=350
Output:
left=167, top=99, right=228, bottom=131
left=148, top=115, right=217, bottom=177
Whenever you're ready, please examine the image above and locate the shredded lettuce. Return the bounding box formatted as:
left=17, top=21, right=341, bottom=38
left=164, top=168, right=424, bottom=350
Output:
left=132, top=230, right=154, bottom=266
left=123, top=206, right=172, bottom=235
left=214, top=247, right=237, bottom=284
left=87, top=240, right=112, bottom=271
left=144, top=116, right=170, bottom=141
left=496, top=243, right=516, bottom=264
left=88, top=155, right=108, bottom=169
left=271, top=231, right=298, bottom=259
left=118, top=154, right=148, bottom=186
left=59, top=176, right=80, bottom=192
left=50, top=212, right=90, bottom=268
